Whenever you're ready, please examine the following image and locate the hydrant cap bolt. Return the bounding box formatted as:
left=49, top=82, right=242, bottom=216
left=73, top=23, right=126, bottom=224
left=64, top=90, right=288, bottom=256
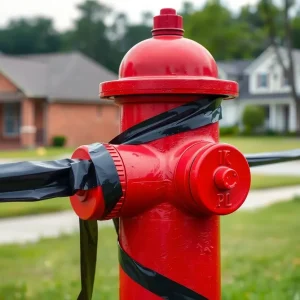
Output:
left=214, top=167, right=238, bottom=190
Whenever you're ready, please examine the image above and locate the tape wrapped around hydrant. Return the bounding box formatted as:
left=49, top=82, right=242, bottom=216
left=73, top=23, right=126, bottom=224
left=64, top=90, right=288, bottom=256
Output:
left=0, top=97, right=299, bottom=300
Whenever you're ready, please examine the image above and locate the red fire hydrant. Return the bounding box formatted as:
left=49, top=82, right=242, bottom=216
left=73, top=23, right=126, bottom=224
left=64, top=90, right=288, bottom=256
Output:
left=70, top=8, right=251, bottom=300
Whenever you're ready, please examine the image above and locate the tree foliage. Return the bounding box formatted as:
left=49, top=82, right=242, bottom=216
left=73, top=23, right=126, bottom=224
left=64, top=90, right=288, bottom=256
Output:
left=0, top=0, right=300, bottom=73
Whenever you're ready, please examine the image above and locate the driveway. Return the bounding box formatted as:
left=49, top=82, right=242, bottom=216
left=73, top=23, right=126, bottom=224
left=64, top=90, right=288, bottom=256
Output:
left=0, top=185, right=300, bottom=245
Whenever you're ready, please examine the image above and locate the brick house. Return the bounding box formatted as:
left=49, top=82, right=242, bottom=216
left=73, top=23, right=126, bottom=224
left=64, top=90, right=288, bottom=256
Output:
left=0, top=51, right=119, bottom=149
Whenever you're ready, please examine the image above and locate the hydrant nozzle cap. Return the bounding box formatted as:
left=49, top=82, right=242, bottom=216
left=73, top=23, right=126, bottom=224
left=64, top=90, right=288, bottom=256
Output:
left=152, top=8, right=184, bottom=36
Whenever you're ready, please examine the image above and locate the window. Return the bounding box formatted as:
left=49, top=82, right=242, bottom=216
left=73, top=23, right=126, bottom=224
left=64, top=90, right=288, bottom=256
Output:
left=3, top=103, right=20, bottom=136
left=257, top=73, right=268, bottom=88
left=282, top=73, right=289, bottom=87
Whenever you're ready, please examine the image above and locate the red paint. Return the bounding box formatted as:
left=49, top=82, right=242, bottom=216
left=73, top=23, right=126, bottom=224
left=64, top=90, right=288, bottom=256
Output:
left=70, top=8, right=251, bottom=300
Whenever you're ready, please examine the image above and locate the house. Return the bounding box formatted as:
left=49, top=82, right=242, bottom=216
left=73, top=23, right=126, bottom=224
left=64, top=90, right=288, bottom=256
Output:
left=0, top=51, right=119, bottom=149
left=218, top=46, right=300, bottom=133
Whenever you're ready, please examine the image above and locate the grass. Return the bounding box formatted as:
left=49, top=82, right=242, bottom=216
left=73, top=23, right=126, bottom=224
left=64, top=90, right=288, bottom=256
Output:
left=0, top=198, right=71, bottom=219
left=0, top=173, right=300, bottom=219
left=0, top=199, right=299, bottom=299
left=251, top=174, right=300, bottom=190
left=221, top=136, right=300, bottom=153
left=0, top=147, right=73, bottom=160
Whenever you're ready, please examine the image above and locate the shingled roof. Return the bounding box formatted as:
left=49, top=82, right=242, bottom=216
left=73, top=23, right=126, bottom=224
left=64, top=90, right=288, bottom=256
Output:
left=0, top=51, right=117, bottom=101
left=217, top=59, right=253, bottom=78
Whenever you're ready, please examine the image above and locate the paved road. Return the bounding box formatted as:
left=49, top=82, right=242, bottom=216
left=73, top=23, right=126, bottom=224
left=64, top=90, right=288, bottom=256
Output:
left=0, top=186, right=300, bottom=245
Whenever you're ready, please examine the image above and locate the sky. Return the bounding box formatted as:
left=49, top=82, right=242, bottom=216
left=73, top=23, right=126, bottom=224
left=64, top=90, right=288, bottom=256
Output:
left=0, top=0, right=259, bottom=31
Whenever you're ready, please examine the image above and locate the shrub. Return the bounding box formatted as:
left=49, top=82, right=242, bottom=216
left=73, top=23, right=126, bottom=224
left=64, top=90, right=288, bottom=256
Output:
left=265, top=129, right=279, bottom=136
left=52, top=136, right=67, bottom=147
left=286, top=131, right=297, bottom=137
left=242, top=105, right=265, bottom=134
left=220, top=125, right=239, bottom=136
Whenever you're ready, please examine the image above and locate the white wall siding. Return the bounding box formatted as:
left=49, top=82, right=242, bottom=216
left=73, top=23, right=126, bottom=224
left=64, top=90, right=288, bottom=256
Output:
left=249, top=52, right=295, bottom=95
left=219, top=100, right=238, bottom=127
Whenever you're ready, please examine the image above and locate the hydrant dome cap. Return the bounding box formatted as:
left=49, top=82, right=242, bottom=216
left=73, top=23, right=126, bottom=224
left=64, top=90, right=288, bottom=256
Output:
left=100, top=8, right=238, bottom=99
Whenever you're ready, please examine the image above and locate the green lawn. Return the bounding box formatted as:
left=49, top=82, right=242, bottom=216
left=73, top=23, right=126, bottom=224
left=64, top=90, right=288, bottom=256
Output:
left=221, top=136, right=300, bottom=153
left=0, top=199, right=299, bottom=299
left=0, top=198, right=71, bottom=219
left=251, top=174, right=300, bottom=190
left=0, top=147, right=73, bottom=160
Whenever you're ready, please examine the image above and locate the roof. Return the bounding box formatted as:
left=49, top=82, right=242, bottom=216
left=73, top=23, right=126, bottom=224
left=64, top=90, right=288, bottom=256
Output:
left=244, top=46, right=300, bottom=74
left=217, top=60, right=253, bottom=77
left=0, top=51, right=117, bottom=101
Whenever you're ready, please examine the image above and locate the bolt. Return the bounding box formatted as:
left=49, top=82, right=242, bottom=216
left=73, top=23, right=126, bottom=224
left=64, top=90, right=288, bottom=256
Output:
left=214, top=166, right=238, bottom=190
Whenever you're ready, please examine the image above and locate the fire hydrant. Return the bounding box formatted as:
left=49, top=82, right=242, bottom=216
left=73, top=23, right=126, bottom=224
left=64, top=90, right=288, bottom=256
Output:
left=70, top=8, right=251, bottom=300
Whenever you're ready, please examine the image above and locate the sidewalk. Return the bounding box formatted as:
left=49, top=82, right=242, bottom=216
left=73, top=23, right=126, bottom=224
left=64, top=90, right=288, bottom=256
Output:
left=0, top=185, right=299, bottom=245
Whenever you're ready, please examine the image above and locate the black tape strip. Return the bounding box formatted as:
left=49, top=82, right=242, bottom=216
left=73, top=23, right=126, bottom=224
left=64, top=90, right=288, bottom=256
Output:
left=77, top=219, right=98, bottom=300
left=110, top=97, right=222, bottom=145
left=245, top=149, right=300, bottom=167
left=0, top=159, right=94, bottom=201
left=86, top=143, right=123, bottom=216
left=119, top=243, right=208, bottom=300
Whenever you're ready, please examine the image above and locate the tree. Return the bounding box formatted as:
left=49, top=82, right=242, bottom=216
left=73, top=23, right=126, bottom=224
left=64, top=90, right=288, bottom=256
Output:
left=110, top=10, right=153, bottom=61
left=0, top=17, right=61, bottom=54
left=183, top=1, right=265, bottom=60
left=261, top=0, right=300, bottom=132
left=66, top=0, right=120, bottom=72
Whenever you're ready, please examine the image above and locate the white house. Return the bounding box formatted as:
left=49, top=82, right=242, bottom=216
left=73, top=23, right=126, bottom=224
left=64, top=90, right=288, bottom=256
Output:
left=218, top=46, right=300, bottom=132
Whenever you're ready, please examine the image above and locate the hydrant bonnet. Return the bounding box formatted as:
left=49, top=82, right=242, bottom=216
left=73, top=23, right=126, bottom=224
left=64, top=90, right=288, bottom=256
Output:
left=100, top=8, right=238, bottom=99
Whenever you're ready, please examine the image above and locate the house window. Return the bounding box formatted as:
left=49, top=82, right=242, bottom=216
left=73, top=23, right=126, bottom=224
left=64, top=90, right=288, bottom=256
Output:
left=3, top=103, right=20, bottom=136
left=257, top=73, right=268, bottom=88
left=282, top=73, right=289, bottom=87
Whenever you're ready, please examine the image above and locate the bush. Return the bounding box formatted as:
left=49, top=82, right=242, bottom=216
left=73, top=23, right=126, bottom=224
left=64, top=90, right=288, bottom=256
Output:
left=52, top=136, right=67, bottom=147
left=242, top=105, right=265, bottom=134
left=220, top=125, right=239, bottom=136
left=286, top=131, right=297, bottom=137
left=265, top=129, right=279, bottom=136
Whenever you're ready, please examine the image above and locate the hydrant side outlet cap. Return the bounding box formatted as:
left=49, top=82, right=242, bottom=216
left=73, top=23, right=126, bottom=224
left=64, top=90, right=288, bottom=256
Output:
left=100, top=8, right=239, bottom=99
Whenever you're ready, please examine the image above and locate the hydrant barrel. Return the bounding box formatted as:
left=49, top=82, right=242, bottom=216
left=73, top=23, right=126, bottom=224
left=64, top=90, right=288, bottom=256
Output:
left=70, top=7, right=251, bottom=300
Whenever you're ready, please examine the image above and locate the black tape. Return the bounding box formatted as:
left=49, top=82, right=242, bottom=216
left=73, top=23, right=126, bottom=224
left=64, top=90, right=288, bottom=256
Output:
left=77, top=218, right=98, bottom=300
left=0, top=144, right=122, bottom=215
left=245, top=149, right=300, bottom=167
left=0, top=159, right=93, bottom=201
left=119, top=243, right=208, bottom=300
left=110, top=97, right=222, bottom=145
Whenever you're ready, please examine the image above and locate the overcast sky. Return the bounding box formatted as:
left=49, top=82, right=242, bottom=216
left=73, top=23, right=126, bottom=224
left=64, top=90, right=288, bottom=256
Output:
left=0, top=0, right=259, bottom=31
